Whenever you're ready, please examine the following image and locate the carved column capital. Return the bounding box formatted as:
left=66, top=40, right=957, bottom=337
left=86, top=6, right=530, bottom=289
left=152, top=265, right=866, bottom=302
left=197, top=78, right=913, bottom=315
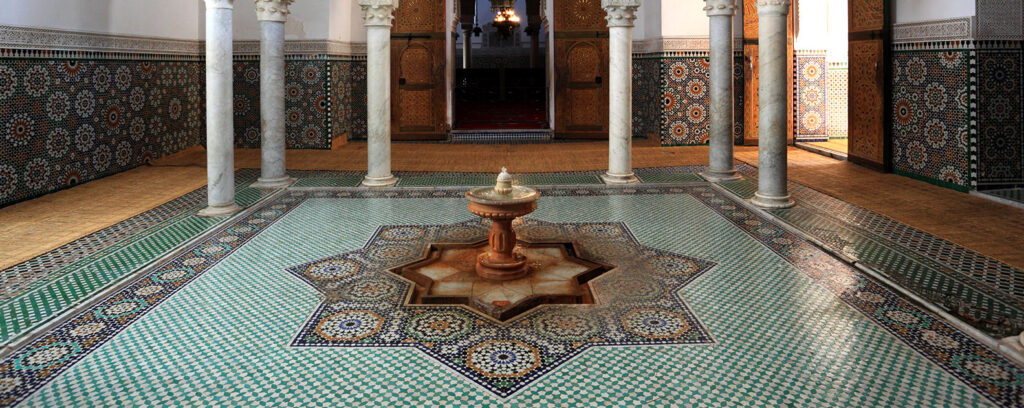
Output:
left=704, top=0, right=737, bottom=16
left=255, top=0, right=294, bottom=22
left=205, top=0, right=234, bottom=10
left=601, top=0, right=641, bottom=28
left=358, top=0, right=399, bottom=27
left=755, top=0, right=790, bottom=16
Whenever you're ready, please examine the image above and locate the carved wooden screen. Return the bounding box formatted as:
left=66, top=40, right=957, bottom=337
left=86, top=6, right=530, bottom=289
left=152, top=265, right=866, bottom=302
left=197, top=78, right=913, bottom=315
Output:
left=553, top=0, right=609, bottom=139
left=391, top=0, right=447, bottom=140
left=847, top=0, right=890, bottom=169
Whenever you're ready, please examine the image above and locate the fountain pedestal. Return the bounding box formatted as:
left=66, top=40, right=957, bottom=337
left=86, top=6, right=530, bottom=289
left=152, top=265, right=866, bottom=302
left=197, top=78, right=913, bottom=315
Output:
left=467, top=200, right=537, bottom=280
left=465, top=168, right=540, bottom=281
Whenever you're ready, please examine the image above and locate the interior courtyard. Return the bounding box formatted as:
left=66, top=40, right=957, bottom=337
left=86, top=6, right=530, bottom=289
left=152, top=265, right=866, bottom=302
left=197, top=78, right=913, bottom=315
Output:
left=1, top=0, right=1024, bottom=406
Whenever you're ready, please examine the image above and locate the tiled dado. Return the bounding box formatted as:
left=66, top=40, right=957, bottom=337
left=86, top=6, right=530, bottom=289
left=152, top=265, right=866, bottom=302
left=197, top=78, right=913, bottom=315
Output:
left=976, top=46, right=1024, bottom=188
left=0, top=52, right=205, bottom=208
left=891, top=47, right=972, bottom=191
left=231, top=56, right=367, bottom=149
left=632, top=54, right=744, bottom=146
left=794, top=51, right=828, bottom=142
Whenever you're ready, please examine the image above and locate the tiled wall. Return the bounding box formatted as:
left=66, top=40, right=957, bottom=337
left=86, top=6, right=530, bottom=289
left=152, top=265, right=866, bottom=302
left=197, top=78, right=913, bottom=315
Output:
left=891, top=49, right=971, bottom=191
left=232, top=57, right=367, bottom=148
left=826, top=62, right=848, bottom=140
left=976, top=47, right=1024, bottom=188
left=0, top=55, right=204, bottom=208
left=633, top=55, right=744, bottom=146
left=794, top=51, right=828, bottom=142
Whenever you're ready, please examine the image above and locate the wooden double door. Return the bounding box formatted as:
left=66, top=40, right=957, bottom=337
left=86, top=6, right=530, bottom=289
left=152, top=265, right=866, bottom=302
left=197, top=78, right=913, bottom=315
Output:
left=552, top=0, right=609, bottom=139
left=390, top=0, right=447, bottom=140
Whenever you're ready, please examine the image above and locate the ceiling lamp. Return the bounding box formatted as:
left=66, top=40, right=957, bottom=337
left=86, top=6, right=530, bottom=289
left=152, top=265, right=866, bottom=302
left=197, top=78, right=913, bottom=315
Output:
left=492, top=8, right=520, bottom=39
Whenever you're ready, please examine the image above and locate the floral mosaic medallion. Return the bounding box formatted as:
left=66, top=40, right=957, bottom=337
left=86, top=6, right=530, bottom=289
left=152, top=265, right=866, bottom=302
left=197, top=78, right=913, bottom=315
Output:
left=289, top=220, right=716, bottom=397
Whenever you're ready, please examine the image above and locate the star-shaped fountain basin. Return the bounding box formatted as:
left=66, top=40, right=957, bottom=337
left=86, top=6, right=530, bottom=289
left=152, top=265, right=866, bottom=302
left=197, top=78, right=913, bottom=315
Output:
left=392, top=240, right=613, bottom=321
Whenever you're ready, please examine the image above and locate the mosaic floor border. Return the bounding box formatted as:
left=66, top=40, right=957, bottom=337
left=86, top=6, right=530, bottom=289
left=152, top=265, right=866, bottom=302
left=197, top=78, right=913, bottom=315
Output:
left=0, top=169, right=275, bottom=347
left=727, top=167, right=1024, bottom=338
left=0, top=185, right=1021, bottom=407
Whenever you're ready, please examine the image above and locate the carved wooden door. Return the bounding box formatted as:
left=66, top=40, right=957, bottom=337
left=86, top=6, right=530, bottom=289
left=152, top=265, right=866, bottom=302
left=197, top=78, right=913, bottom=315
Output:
left=391, top=0, right=447, bottom=140
left=553, top=0, right=609, bottom=139
left=742, top=0, right=760, bottom=145
left=847, top=0, right=891, bottom=170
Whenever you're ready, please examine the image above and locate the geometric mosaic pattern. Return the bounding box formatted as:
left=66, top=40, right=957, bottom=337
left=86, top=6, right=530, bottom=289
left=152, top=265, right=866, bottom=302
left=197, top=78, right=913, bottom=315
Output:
left=976, top=48, right=1024, bottom=186
left=0, top=182, right=1021, bottom=406
left=0, top=171, right=272, bottom=346
left=0, top=57, right=204, bottom=208
left=632, top=56, right=744, bottom=146
left=232, top=57, right=367, bottom=148
left=290, top=220, right=715, bottom=397
left=826, top=62, right=849, bottom=140
left=892, top=50, right=972, bottom=190
left=795, top=51, right=828, bottom=142
left=726, top=167, right=1024, bottom=338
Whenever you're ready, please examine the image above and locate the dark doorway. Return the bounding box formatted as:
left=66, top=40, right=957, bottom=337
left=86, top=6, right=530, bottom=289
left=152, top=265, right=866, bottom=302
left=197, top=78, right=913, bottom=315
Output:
left=454, top=68, right=546, bottom=129
left=453, top=0, right=547, bottom=131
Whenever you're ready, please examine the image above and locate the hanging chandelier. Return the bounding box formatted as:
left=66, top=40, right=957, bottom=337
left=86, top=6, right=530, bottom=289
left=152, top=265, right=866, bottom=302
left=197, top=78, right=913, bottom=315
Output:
left=492, top=8, right=520, bottom=39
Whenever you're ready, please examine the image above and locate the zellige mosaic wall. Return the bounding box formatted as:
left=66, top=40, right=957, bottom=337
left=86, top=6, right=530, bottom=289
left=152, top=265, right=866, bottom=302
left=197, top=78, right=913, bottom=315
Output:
left=0, top=56, right=204, bottom=208
left=891, top=50, right=971, bottom=191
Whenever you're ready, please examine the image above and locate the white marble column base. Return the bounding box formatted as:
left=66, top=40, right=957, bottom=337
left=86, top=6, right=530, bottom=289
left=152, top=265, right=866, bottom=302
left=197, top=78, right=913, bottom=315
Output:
left=198, top=202, right=243, bottom=217
left=361, top=174, right=399, bottom=187
left=699, top=169, right=742, bottom=182
left=600, top=172, right=639, bottom=185
left=252, top=176, right=296, bottom=188
left=750, top=191, right=795, bottom=209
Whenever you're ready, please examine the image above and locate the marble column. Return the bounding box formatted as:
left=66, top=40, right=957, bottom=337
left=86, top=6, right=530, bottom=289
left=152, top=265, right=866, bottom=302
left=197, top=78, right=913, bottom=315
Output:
left=700, top=0, right=741, bottom=182
left=600, top=0, right=641, bottom=185
left=751, top=0, right=794, bottom=209
left=462, top=27, right=473, bottom=69
left=252, top=0, right=295, bottom=188
left=199, top=0, right=242, bottom=217
left=359, top=0, right=399, bottom=187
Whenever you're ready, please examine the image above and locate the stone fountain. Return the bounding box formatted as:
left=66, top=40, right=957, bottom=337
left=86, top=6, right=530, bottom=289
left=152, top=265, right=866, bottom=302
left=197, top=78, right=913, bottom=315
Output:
left=465, top=168, right=539, bottom=281
left=390, top=168, right=612, bottom=321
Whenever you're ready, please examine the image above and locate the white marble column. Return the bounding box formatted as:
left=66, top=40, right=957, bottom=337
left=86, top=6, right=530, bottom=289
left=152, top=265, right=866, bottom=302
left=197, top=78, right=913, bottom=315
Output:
left=700, top=0, right=741, bottom=182
left=359, top=0, right=399, bottom=187
left=252, top=0, right=295, bottom=188
left=462, top=27, right=473, bottom=69
left=199, top=0, right=242, bottom=217
left=751, top=0, right=794, bottom=209
left=600, top=0, right=641, bottom=185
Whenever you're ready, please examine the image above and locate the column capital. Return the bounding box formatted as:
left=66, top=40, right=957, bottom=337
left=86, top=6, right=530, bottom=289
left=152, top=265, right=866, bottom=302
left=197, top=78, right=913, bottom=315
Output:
left=601, top=0, right=641, bottom=28
left=359, top=0, right=399, bottom=27
left=704, top=0, right=737, bottom=16
left=205, top=0, right=234, bottom=10
left=755, top=0, right=790, bottom=16
left=255, top=0, right=294, bottom=22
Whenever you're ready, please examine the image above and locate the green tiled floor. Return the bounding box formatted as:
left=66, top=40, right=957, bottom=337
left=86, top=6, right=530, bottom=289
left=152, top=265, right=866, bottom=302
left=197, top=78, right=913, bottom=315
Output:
left=0, top=175, right=278, bottom=346
left=716, top=174, right=1024, bottom=338
left=2, top=187, right=1017, bottom=407
left=3, top=168, right=1024, bottom=407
